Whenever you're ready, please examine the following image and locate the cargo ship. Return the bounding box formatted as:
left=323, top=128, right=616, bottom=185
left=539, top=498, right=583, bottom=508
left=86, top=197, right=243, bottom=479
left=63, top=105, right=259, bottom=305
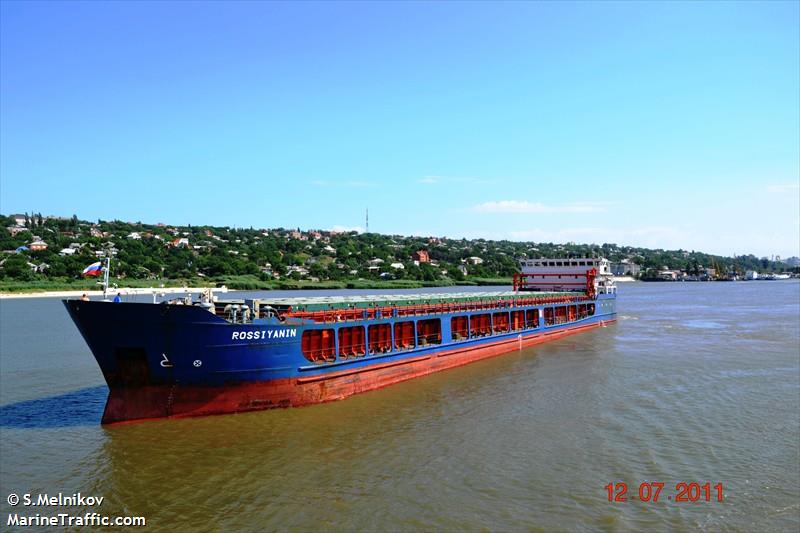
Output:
left=64, top=258, right=617, bottom=424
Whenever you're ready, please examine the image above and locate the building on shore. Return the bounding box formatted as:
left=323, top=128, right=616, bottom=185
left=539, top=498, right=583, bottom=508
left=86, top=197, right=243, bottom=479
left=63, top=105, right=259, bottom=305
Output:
left=610, top=260, right=641, bottom=277
left=658, top=269, right=680, bottom=281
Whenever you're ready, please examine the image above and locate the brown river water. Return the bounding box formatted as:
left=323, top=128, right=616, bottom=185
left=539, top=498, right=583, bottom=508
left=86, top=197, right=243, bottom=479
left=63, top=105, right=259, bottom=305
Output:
left=1, top=281, right=798, bottom=531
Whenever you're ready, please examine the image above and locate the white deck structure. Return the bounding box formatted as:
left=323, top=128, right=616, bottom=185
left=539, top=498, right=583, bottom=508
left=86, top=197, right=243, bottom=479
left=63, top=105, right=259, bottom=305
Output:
left=517, top=257, right=617, bottom=295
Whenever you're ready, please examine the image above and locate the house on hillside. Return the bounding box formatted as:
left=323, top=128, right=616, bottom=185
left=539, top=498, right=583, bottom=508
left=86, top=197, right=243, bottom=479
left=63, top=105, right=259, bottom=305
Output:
left=27, top=261, right=49, bottom=273
left=95, top=246, right=118, bottom=258
left=6, top=226, right=26, bottom=236
left=286, top=265, right=309, bottom=277
left=412, top=250, right=429, bottom=263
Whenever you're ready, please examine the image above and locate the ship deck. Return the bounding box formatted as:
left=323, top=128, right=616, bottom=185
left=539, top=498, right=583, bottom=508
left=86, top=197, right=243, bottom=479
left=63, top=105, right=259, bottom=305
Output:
left=245, top=291, right=575, bottom=312
left=207, top=290, right=595, bottom=324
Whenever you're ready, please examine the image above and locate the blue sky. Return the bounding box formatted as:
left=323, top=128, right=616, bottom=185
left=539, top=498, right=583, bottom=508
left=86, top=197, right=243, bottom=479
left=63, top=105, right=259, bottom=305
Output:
left=1, top=1, right=798, bottom=258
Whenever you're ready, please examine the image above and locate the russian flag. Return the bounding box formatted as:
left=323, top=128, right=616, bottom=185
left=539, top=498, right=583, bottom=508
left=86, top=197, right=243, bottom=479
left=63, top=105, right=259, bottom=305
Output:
left=81, top=262, right=104, bottom=277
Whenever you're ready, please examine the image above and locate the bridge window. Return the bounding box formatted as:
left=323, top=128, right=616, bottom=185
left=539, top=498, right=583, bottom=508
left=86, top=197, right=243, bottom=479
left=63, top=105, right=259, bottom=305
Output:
left=301, top=329, right=336, bottom=364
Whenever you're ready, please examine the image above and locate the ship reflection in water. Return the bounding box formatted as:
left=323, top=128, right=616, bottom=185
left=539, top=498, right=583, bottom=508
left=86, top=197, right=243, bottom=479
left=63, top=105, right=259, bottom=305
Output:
left=0, top=386, right=106, bottom=429
left=1, top=281, right=798, bottom=531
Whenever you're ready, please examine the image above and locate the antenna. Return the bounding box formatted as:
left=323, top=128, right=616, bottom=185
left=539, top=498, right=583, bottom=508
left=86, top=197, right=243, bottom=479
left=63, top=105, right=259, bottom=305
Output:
left=366, top=207, right=369, bottom=233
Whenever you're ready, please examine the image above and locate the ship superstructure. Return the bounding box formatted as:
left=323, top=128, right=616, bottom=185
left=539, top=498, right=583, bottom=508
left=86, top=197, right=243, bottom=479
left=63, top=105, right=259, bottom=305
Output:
left=515, top=257, right=616, bottom=295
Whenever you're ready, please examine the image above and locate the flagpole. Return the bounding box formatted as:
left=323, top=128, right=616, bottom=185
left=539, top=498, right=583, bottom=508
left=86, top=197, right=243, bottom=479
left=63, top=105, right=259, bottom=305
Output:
left=103, top=256, right=110, bottom=300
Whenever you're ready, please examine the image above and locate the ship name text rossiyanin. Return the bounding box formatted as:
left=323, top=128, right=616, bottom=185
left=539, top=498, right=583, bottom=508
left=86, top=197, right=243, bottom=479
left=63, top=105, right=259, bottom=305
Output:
left=231, top=329, right=297, bottom=340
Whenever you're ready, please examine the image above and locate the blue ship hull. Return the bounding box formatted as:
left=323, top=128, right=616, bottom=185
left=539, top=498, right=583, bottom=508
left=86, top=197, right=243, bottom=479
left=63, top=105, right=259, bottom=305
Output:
left=64, top=293, right=616, bottom=424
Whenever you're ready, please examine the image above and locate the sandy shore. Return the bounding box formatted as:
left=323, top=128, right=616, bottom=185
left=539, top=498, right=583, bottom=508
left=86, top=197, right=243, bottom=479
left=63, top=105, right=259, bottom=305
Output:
left=0, top=287, right=227, bottom=300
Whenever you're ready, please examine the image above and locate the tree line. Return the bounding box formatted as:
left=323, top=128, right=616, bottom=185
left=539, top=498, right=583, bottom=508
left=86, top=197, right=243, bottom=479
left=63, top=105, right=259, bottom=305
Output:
left=0, top=214, right=794, bottom=285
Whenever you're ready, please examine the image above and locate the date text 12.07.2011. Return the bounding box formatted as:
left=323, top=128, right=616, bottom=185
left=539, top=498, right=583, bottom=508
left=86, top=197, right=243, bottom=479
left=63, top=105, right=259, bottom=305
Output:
left=605, top=482, right=724, bottom=503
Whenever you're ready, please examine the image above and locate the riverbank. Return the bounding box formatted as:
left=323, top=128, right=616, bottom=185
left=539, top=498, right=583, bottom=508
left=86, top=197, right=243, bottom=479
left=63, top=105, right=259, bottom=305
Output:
left=0, top=287, right=224, bottom=300
left=0, top=276, right=514, bottom=298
